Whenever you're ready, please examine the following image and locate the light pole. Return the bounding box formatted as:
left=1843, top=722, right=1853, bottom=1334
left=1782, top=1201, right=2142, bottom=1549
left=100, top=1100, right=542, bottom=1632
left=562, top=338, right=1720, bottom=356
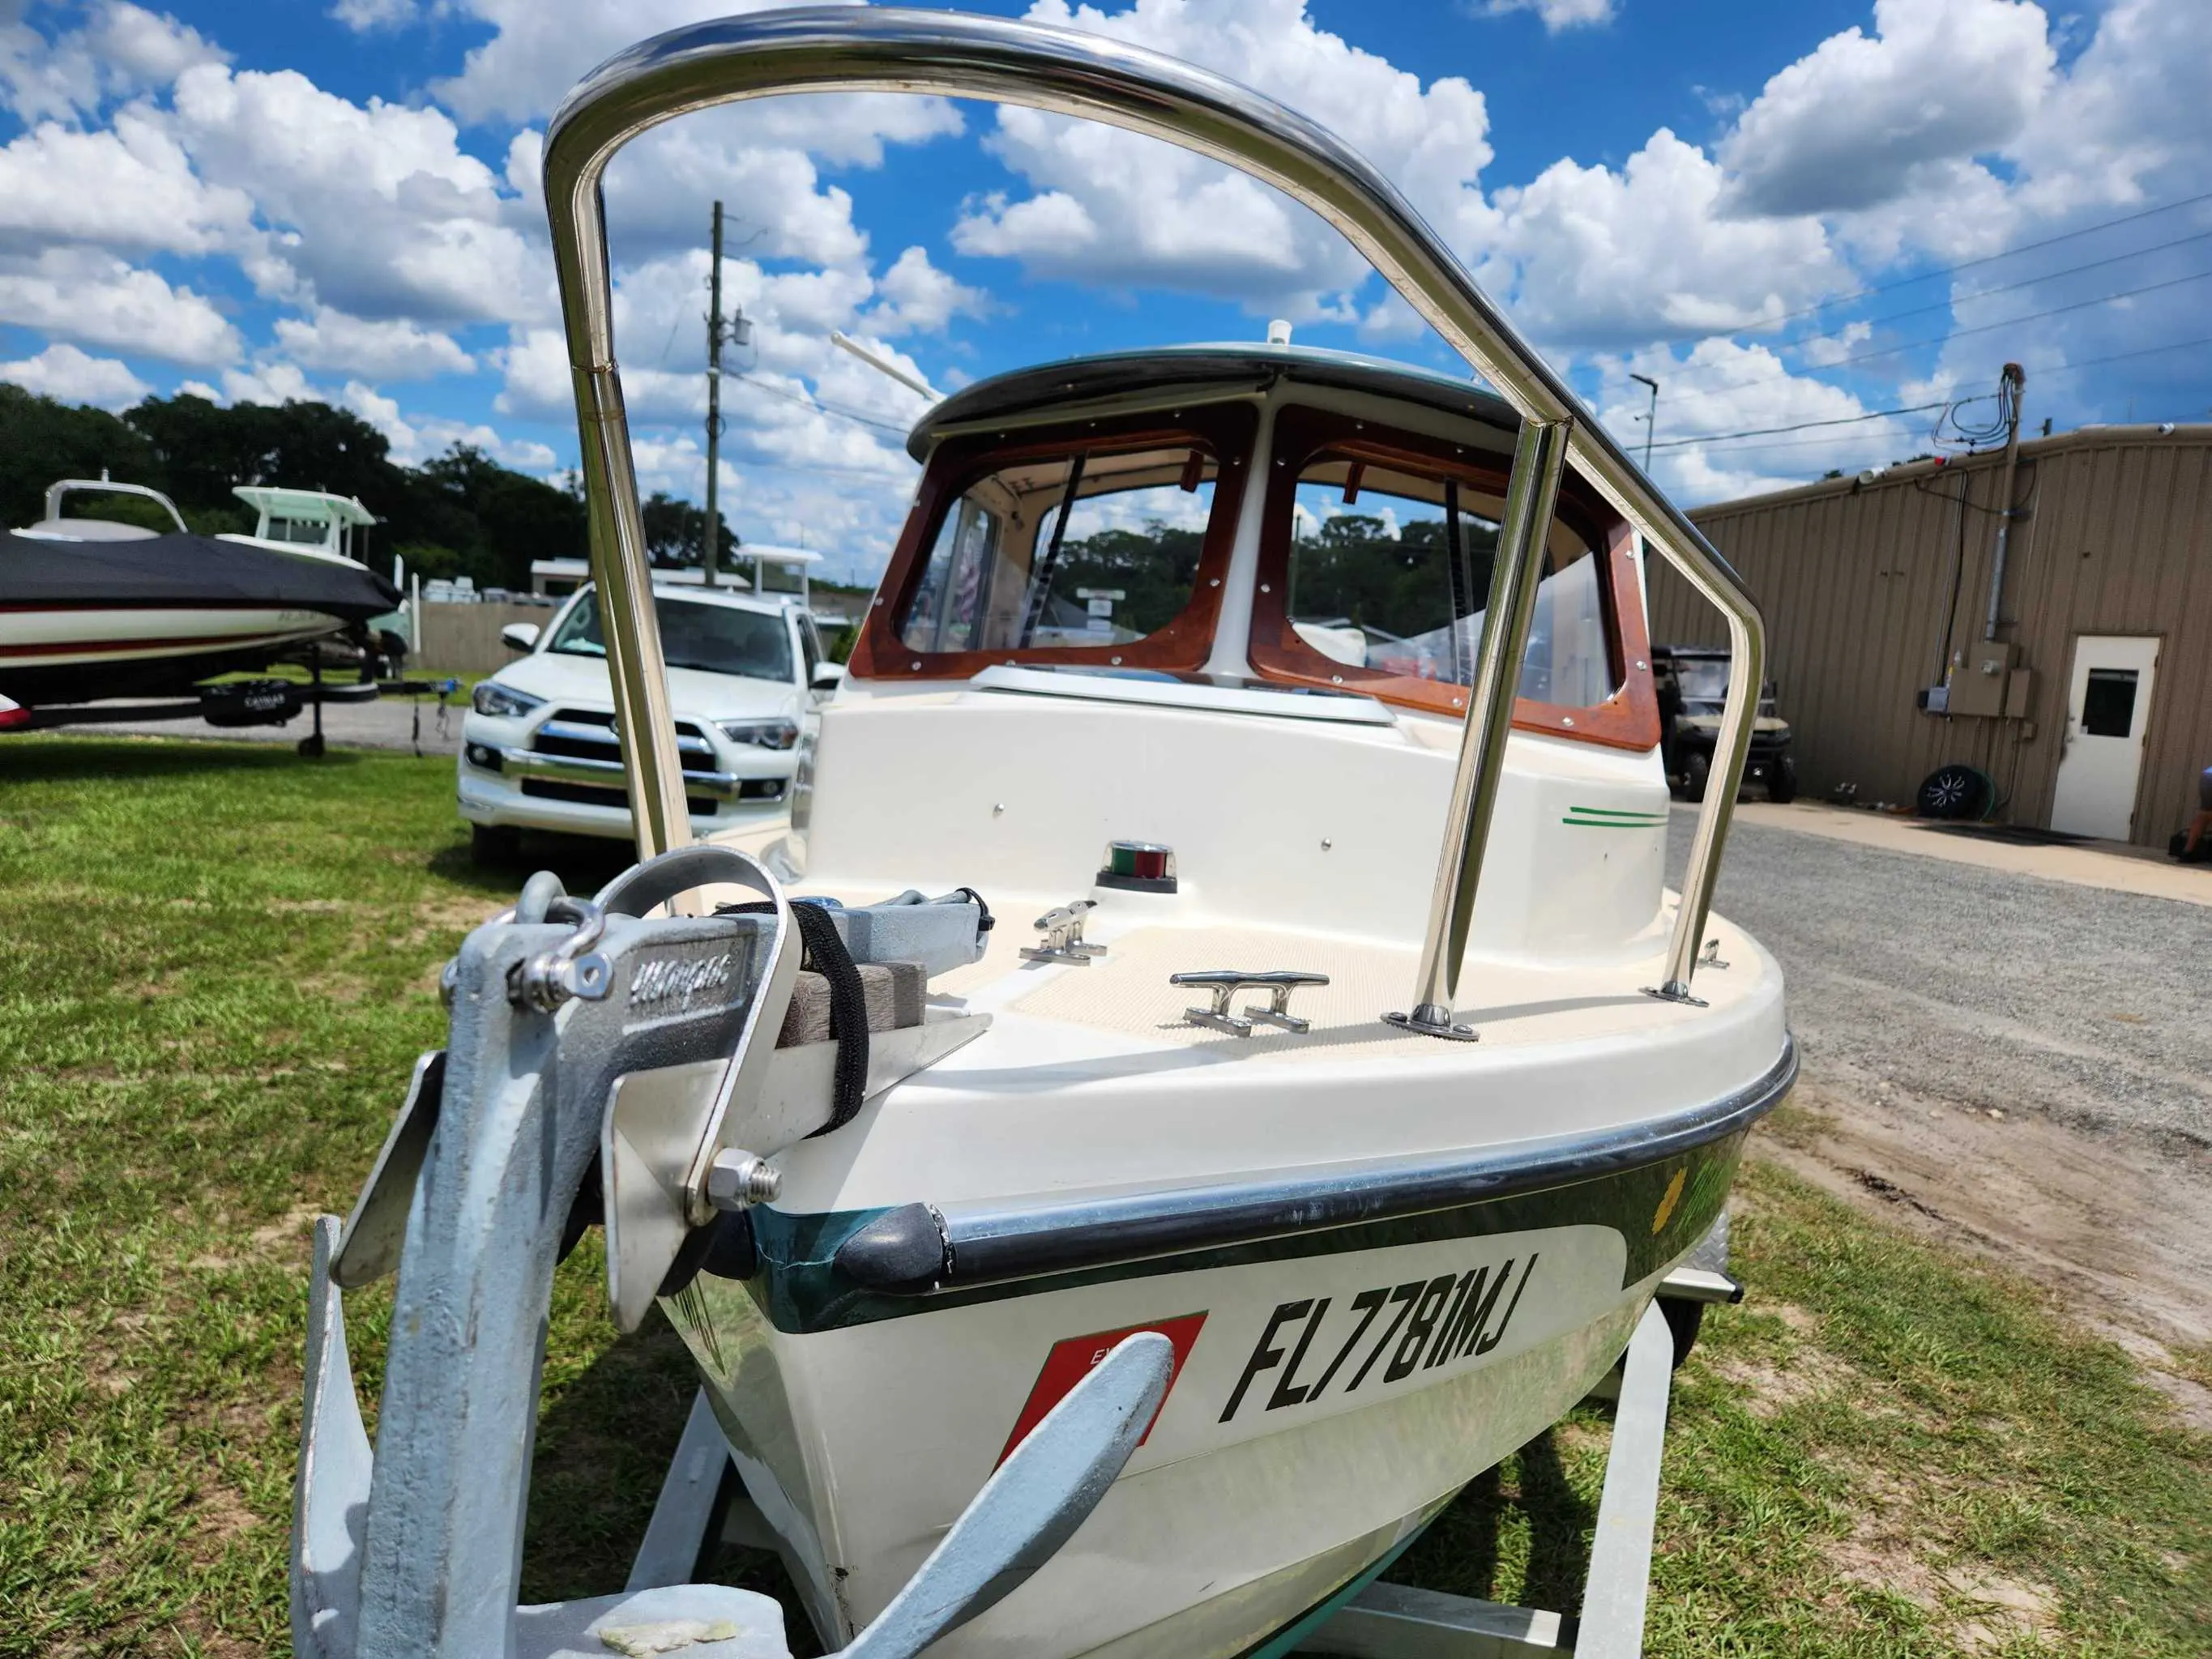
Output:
left=1629, top=373, right=1659, bottom=472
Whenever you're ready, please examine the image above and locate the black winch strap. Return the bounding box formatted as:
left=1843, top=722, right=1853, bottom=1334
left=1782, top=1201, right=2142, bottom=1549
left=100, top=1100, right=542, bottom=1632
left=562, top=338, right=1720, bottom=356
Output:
left=720, top=898, right=869, bottom=1135
left=951, top=886, right=995, bottom=934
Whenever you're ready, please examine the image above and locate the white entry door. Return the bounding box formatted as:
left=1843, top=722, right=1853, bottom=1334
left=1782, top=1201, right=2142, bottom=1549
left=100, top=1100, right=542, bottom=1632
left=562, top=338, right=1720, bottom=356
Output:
left=2050, top=634, right=2159, bottom=840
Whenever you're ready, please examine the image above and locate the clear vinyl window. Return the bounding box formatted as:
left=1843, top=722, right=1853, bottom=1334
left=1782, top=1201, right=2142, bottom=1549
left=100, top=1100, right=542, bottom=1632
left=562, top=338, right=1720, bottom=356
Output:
left=1284, top=454, right=1617, bottom=708
left=898, top=444, right=1219, bottom=655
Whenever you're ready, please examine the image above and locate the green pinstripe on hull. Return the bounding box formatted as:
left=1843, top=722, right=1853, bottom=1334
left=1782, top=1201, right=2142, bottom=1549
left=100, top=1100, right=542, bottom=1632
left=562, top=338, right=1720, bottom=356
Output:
left=1561, top=804, right=1669, bottom=828
left=735, top=1134, right=1746, bottom=1336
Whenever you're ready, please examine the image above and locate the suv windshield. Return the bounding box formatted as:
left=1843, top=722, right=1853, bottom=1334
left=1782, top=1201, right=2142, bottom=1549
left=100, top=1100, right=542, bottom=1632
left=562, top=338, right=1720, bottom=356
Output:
left=547, top=589, right=794, bottom=683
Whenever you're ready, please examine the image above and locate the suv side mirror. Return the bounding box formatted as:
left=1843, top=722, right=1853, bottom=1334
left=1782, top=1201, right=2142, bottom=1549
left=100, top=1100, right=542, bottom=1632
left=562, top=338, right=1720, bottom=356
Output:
left=811, top=662, right=846, bottom=692
left=500, top=622, right=540, bottom=653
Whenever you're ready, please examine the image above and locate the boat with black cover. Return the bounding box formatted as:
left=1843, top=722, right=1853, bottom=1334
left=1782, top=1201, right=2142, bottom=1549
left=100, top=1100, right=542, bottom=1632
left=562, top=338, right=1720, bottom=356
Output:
left=0, top=478, right=399, bottom=710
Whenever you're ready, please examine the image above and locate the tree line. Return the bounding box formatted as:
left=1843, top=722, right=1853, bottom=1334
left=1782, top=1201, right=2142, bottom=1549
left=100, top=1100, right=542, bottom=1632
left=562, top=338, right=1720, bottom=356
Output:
left=0, top=383, right=735, bottom=590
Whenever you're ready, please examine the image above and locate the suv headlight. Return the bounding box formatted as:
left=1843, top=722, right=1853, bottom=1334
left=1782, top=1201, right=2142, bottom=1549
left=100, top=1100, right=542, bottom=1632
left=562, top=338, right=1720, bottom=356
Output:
left=716, top=717, right=800, bottom=750
left=472, top=681, right=545, bottom=719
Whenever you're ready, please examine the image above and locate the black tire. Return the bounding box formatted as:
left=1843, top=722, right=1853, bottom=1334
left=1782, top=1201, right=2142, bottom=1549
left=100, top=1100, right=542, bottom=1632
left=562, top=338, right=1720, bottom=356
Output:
left=1918, top=763, right=1995, bottom=821
left=296, top=732, right=326, bottom=759
left=1767, top=753, right=1798, bottom=804
left=1683, top=749, right=1710, bottom=803
left=472, top=824, right=521, bottom=866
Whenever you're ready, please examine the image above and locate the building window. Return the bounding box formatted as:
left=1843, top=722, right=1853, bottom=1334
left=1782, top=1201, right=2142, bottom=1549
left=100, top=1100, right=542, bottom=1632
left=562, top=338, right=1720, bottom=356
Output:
left=2082, top=667, right=2138, bottom=737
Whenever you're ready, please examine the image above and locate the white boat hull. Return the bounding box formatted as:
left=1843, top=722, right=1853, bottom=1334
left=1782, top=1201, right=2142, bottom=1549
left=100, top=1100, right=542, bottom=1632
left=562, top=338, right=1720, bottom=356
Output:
left=666, top=1128, right=1748, bottom=1657
left=0, top=603, right=339, bottom=669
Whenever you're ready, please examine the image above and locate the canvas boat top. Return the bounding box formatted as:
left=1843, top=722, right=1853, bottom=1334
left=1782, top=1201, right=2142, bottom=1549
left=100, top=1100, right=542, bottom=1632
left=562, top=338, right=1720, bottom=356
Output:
left=0, top=527, right=399, bottom=620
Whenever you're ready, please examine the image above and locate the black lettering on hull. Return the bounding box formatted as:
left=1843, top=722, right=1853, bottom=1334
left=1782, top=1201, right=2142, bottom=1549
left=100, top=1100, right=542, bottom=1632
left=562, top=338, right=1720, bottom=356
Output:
left=1221, top=1299, right=1309, bottom=1423
left=1219, top=1250, right=1549, bottom=1422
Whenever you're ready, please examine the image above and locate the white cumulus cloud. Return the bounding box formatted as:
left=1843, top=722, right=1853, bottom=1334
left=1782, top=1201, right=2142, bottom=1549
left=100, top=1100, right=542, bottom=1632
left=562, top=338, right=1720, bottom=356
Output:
left=165, top=62, right=550, bottom=326
left=1720, top=0, right=2053, bottom=217
left=1482, top=130, right=1845, bottom=351
left=1478, top=0, right=1616, bottom=32
left=0, top=109, right=255, bottom=257
left=274, top=307, right=476, bottom=380
left=0, top=341, right=152, bottom=409
left=0, top=248, right=239, bottom=365
left=951, top=0, right=1497, bottom=317
left=1, top=1, right=227, bottom=122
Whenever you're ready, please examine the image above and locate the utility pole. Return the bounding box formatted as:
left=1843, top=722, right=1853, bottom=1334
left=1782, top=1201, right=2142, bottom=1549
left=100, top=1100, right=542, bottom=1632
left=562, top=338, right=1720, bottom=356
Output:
left=1630, top=373, right=1659, bottom=471
left=1983, top=362, right=2026, bottom=642
left=702, top=201, right=727, bottom=587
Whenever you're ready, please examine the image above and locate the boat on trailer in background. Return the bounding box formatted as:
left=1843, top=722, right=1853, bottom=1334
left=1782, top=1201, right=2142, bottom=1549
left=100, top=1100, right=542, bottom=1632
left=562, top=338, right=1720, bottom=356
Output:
left=0, top=476, right=404, bottom=740
left=288, top=10, right=1788, bottom=1658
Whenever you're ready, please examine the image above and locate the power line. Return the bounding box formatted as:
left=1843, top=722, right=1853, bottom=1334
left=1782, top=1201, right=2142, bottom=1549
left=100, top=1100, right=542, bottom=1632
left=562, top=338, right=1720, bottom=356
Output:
left=2005, top=332, right=2212, bottom=381
left=1666, top=225, right=2212, bottom=389
left=1656, top=339, right=2212, bottom=465
left=722, top=369, right=916, bottom=437
left=1648, top=400, right=1945, bottom=451
left=1638, top=188, right=2212, bottom=355
left=1659, top=266, right=2212, bottom=399
left=1639, top=331, right=2212, bottom=463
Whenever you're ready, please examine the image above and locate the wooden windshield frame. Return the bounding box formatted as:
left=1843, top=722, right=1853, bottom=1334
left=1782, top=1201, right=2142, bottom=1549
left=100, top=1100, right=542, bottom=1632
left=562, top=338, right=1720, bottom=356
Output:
left=1248, top=403, right=1660, bottom=751
left=848, top=402, right=1258, bottom=683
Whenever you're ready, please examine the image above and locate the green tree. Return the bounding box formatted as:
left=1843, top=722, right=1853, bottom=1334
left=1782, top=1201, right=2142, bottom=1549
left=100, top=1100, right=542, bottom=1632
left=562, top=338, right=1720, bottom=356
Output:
left=0, top=384, right=163, bottom=529
left=641, top=490, right=739, bottom=569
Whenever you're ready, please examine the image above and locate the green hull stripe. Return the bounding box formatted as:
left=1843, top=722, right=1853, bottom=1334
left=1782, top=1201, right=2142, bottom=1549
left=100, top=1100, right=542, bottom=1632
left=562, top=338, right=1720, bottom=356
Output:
left=741, top=1134, right=1748, bottom=1336
left=1561, top=817, right=1665, bottom=828
left=1236, top=1519, right=1435, bottom=1659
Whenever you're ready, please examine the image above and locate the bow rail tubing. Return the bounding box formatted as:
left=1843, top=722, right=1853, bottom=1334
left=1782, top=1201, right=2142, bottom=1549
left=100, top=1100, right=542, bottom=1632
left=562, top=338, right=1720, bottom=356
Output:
left=540, top=4, right=1766, bottom=1001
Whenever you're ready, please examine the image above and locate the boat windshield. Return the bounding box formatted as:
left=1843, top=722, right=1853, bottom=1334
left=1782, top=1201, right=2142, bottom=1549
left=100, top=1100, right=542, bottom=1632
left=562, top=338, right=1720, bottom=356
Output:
left=548, top=590, right=794, bottom=683
left=1277, top=454, right=1616, bottom=707
left=264, top=517, right=333, bottom=547
left=1669, top=659, right=1730, bottom=704
left=898, top=443, right=1218, bottom=655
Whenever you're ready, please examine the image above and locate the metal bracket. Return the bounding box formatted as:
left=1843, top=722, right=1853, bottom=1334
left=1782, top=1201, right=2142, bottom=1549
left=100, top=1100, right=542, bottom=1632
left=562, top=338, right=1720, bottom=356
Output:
left=1171, top=970, right=1329, bottom=1036
left=1382, top=1002, right=1480, bottom=1043
left=1020, top=900, right=1105, bottom=966
left=1638, top=980, right=1710, bottom=1009
left=1698, top=936, right=1730, bottom=971
left=510, top=896, right=613, bottom=1010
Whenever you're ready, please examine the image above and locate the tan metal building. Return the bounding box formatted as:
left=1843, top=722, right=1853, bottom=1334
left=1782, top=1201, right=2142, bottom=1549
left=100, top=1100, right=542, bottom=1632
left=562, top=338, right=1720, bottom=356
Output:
left=1646, top=423, right=2212, bottom=849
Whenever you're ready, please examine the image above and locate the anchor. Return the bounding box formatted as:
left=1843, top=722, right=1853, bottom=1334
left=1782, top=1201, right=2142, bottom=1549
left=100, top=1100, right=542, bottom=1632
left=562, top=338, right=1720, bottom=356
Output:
left=288, top=845, right=1149, bottom=1658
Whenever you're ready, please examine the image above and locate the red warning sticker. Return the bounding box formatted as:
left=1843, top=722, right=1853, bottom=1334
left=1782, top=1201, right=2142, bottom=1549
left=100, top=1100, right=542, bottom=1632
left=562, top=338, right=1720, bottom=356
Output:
left=996, top=1312, right=1208, bottom=1467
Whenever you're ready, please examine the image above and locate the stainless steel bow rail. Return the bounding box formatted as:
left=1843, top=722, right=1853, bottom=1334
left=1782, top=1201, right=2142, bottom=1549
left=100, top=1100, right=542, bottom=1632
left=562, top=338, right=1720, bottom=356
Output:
left=541, top=5, right=1767, bottom=1021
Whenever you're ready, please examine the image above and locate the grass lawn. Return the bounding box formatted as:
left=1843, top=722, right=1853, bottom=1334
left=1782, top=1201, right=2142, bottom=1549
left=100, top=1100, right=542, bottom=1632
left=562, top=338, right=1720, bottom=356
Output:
left=1, top=735, right=2205, bottom=1657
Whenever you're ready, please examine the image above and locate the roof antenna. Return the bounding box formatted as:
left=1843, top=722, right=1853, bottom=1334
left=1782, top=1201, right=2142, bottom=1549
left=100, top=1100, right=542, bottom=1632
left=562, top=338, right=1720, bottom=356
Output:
left=830, top=331, right=942, bottom=402
left=1266, top=318, right=1292, bottom=346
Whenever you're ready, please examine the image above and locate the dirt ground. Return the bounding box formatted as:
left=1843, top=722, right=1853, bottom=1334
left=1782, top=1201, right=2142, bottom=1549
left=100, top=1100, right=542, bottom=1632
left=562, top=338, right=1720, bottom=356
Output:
left=1757, top=1056, right=2212, bottom=1429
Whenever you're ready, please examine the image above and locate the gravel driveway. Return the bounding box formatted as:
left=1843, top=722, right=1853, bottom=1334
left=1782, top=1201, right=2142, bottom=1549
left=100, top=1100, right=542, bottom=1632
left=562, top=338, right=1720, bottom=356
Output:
left=1673, top=808, right=2212, bottom=1148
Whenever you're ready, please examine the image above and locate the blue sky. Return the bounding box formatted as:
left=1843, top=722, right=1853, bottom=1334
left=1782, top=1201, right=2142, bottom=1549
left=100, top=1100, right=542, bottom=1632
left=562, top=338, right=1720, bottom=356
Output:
left=2, top=0, right=2207, bottom=582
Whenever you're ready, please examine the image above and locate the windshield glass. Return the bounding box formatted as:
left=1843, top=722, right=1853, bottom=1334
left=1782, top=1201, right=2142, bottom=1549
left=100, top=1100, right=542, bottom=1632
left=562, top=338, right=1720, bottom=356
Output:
left=548, top=590, right=794, bottom=683
left=899, top=443, right=1218, bottom=655
left=1670, top=659, right=1730, bottom=703
left=266, top=517, right=331, bottom=546
left=1283, top=454, right=1616, bottom=706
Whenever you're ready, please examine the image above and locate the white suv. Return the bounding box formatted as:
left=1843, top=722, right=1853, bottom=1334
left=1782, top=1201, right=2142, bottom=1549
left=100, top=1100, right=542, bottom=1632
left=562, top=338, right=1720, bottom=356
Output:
left=457, top=580, right=835, bottom=861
